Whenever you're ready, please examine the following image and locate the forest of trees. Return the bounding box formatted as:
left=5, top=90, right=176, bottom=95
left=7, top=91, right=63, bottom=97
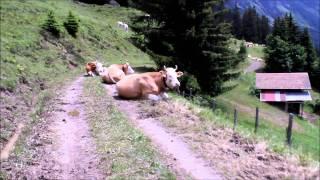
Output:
left=264, top=13, right=320, bottom=88
left=131, top=0, right=243, bottom=95
left=226, top=6, right=271, bottom=44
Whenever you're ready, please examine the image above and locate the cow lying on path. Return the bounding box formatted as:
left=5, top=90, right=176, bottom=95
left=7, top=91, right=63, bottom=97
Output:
left=116, top=65, right=183, bottom=100
left=101, top=62, right=134, bottom=84
left=85, top=61, right=104, bottom=76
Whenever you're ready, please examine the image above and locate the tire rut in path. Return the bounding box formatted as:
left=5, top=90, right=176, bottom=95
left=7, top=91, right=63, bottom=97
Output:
left=104, top=84, right=221, bottom=180
left=31, top=77, right=103, bottom=179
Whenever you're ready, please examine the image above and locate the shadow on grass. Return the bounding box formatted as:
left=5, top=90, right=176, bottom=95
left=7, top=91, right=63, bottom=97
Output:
left=133, top=66, right=156, bottom=73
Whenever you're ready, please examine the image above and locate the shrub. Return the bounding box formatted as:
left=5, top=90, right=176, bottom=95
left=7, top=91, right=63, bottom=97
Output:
left=42, top=11, right=61, bottom=37
left=64, top=11, right=79, bottom=37
left=312, top=98, right=320, bottom=115
left=180, top=74, right=201, bottom=95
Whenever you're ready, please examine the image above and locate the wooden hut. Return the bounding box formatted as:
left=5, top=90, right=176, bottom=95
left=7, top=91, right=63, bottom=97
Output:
left=256, top=73, right=312, bottom=116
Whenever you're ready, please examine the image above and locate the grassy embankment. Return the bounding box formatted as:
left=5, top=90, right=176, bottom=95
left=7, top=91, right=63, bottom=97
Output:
left=0, top=0, right=156, bottom=177
left=172, top=39, right=319, bottom=162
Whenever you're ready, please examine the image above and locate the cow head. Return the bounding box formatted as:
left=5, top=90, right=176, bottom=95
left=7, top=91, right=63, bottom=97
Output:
left=161, top=65, right=183, bottom=89
left=123, top=62, right=135, bottom=74
left=95, top=61, right=104, bottom=75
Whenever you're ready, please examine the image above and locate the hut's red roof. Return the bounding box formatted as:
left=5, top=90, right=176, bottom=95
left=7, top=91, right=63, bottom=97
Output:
left=256, top=73, right=311, bottom=90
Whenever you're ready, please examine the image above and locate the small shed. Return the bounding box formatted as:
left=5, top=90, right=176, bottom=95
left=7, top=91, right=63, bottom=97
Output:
left=256, top=73, right=312, bottom=116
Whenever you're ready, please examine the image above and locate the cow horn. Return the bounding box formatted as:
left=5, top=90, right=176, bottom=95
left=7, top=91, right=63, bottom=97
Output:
left=163, top=65, right=166, bottom=70
left=174, top=65, right=178, bottom=70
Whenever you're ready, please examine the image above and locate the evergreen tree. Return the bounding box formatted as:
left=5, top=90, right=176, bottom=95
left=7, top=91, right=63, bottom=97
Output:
left=264, top=35, right=292, bottom=72
left=231, top=6, right=242, bottom=39
left=300, top=28, right=318, bottom=72
left=42, top=11, right=61, bottom=37
left=289, top=44, right=307, bottom=72
left=133, top=0, right=240, bottom=95
left=285, top=13, right=300, bottom=44
left=241, top=7, right=258, bottom=42
left=272, top=17, right=287, bottom=40
left=259, top=15, right=270, bottom=44
left=64, top=11, right=79, bottom=37
left=238, top=41, right=247, bottom=60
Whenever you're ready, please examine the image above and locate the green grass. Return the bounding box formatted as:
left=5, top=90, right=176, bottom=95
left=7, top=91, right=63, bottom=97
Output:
left=0, top=0, right=155, bottom=156
left=1, top=1, right=157, bottom=178
left=228, top=38, right=265, bottom=59
left=0, top=0, right=154, bottom=91
left=169, top=92, right=319, bottom=163
left=83, top=78, right=175, bottom=179
left=247, top=45, right=264, bottom=59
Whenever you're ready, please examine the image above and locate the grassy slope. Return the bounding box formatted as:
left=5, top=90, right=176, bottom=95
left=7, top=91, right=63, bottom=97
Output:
left=0, top=0, right=158, bottom=178
left=206, top=39, right=320, bottom=160
left=0, top=0, right=154, bottom=91
left=214, top=73, right=319, bottom=160
left=0, top=0, right=155, bottom=143
left=83, top=78, right=174, bottom=179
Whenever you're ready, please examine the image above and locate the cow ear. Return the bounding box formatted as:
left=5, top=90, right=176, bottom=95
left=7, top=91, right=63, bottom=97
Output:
left=159, top=70, right=166, bottom=77
left=176, top=71, right=183, bottom=77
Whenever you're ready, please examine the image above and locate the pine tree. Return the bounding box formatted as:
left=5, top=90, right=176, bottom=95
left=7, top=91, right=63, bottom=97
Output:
left=300, top=28, right=320, bottom=89
left=133, top=0, right=240, bottom=95
left=300, top=28, right=318, bottom=72
left=241, top=7, right=258, bottom=42
left=64, top=11, right=79, bottom=37
left=42, top=11, right=61, bottom=37
left=259, top=15, right=270, bottom=44
left=231, top=6, right=242, bottom=39
left=264, top=35, right=292, bottom=72
left=285, top=13, right=300, bottom=44
left=238, top=41, right=247, bottom=61
left=272, top=17, right=287, bottom=40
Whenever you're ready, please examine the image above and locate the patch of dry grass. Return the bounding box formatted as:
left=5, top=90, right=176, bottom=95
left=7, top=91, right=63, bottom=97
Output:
left=82, top=78, right=175, bottom=179
left=139, top=99, right=319, bottom=179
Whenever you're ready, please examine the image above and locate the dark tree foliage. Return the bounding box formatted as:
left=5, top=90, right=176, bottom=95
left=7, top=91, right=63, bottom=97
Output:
left=64, top=11, right=80, bottom=37
left=238, top=42, right=247, bottom=60
left=226, top=6, right=270, bottom=44
left=241, top=7, right=259, bottom=42
left=231, top=6, right=242, bottom=39
left=42, top=11, right=61, bottom=38
left=133, top=0, right=241, bottom=95
left=258, top=15, right=270, bottom=44
left=265, top=13, right=320, bottom=88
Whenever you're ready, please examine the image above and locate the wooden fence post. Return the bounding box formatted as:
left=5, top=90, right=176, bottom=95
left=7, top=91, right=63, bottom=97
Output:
left=182, top=91, right=185, bottom=97
left=254, top=107, right=259, bottom=133
left=286, top=113, right=294, bottom=146
left=189, top=88, right=192, bottom=98
left=233, top=108, right=238, bottom=131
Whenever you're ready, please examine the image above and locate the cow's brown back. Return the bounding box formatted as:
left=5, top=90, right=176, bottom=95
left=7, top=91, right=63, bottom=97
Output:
left=116, top=72, right=166, bottom=99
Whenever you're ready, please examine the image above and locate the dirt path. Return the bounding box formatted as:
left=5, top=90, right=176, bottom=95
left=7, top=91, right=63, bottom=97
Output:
left=244, top=59, right=264, bottom=73
left=27, top=77, right=104, bottom=179
left=104, top=84, right=221, bottom=180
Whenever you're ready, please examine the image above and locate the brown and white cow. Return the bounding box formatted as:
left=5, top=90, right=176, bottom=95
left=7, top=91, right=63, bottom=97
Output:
left=101, top=62, right=134, bottom=84
left=116, top=65, right=183, bottom=100
left=85, top=61, right=104, bottom=76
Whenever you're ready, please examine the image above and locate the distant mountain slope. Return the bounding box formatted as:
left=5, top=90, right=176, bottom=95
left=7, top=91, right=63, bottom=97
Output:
left=225, top=0, right=320, bottom=49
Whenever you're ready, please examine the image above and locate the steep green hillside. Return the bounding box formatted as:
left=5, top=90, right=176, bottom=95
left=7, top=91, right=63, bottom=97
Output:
left=0, top=0, right=154, bottom=91
left=0, top=0, right=156, bottom=159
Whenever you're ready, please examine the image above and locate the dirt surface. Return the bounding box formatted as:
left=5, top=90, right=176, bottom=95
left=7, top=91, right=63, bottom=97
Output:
left=244, top=59, right=265, bottom=73
left=104, top=84, right=222, bottom=180
left=138, top=100, right=320, bottom=180
left=1, top=77, right=104, bottom=179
